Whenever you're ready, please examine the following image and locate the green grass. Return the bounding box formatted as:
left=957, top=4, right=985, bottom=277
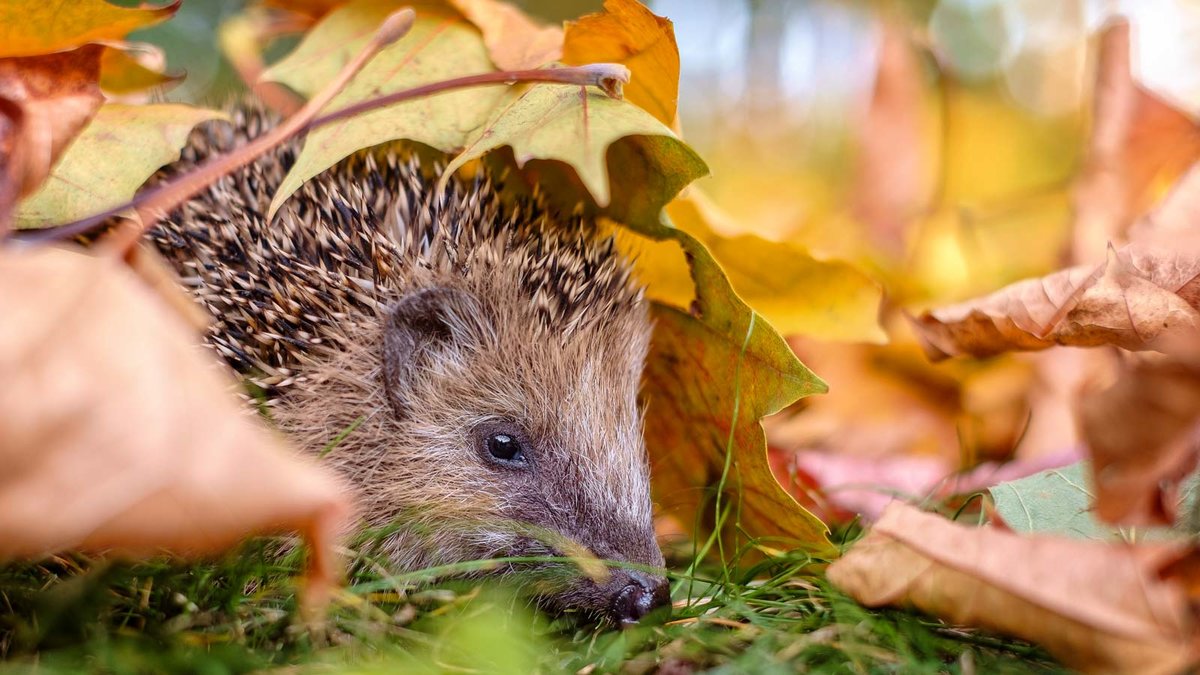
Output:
left=0, top=522, right=1067, bottom=674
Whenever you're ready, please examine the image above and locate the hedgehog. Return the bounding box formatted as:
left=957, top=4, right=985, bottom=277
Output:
left=149, top=105, right=669, bottom=625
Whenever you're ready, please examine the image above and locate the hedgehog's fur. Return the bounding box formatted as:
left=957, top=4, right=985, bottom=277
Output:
left=151, top=105, right=666, bottom=622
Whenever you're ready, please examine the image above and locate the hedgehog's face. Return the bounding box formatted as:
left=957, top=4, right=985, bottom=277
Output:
left=378, top=283, right=668, bottom=625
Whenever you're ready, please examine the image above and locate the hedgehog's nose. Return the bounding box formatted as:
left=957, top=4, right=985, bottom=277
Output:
left=610, top=571, right=670, bottom=626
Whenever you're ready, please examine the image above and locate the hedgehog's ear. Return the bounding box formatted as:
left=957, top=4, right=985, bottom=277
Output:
left=382, top=286, right=490, bottom=418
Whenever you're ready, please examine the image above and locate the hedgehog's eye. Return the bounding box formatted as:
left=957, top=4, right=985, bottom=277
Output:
left=486, top=433, right=527, bottom=465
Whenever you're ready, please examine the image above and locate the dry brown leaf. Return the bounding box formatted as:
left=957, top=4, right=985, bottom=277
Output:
left=1079, top=348, right=1200, bottom=526
left=0, top=45, right=105, bottom=198
left=449, top=0, right=563, bottom=70
left=912, top=243, right=1200, bottom=360
left=828, top=502, right=1200, bottom=674
left=562, top=0, right=679, bottom=127
left=0, top=246, right=350, bottom=609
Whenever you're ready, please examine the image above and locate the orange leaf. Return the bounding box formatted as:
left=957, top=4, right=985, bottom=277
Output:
left=0, top=0, right=179, bottom=58
left=0, top=247, right=350, bottom=609
left=829, top=503, right=1200, bottom=674
left=449, top=0, right=563, bottom=70
left=562, top=0, right=679, bottom=127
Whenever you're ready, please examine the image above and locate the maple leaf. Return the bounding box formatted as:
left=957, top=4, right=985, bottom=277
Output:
left=1072, top=19, right=1200, bottom=264
left=442, top=81, right=695, bottom=210
left=630, top=219, right=832, bottom=556
left=562, top=0, right=679, bottom=128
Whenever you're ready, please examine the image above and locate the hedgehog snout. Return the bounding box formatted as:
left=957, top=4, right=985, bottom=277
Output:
left=608, top=570, right=670, bottom=626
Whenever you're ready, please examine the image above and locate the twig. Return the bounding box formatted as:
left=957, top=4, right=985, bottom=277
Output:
left=307, top=62, right=630, bottom=129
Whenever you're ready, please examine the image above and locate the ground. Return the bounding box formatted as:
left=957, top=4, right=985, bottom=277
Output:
left=0, top=525, right=1066, bottom=674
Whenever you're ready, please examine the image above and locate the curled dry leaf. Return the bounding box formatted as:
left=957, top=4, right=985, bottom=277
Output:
left=0, top=45, right=105, bottom=198
left=912, top=243, right=1200, bottom=360
left=0, top=246, right=350, bottom=609
left=449, top=0, right=563, bottom=70
left=828, top=502, right=1200, bottom=675
left=1079, top=348, right=1200, bottom=526
left=562, top=0, right=679, bottom=127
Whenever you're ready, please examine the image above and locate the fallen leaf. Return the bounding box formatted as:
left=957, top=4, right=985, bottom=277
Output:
left=665, top=192, right=885, bottom=343
left=828, top=502, right=1200, bottom=675
left=1071, top=19, right=1137, bottom=263
left=14, top=103, right=226, bottom=229
left=562, top=0, right=679, bottom=127
left=635, top=222, right=833, bottom=556
left=911, top=243, right=1200, bottom=360
left=991, top=461, right=1200, bottom=541
left=264, top=0, right=504, bottom=219
left=443, top=81, right=690, bottom=209
left=0, top=0, right=179, bottom=58
left=0, top=45, right=105, bottom=198
left=1079, top=350, right=1200, bottom=526
left=449, top=0, right=562, bottom=70
left=765, top=337, right=972, bottom=467
left=0, top=246, right=349, bottom=608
